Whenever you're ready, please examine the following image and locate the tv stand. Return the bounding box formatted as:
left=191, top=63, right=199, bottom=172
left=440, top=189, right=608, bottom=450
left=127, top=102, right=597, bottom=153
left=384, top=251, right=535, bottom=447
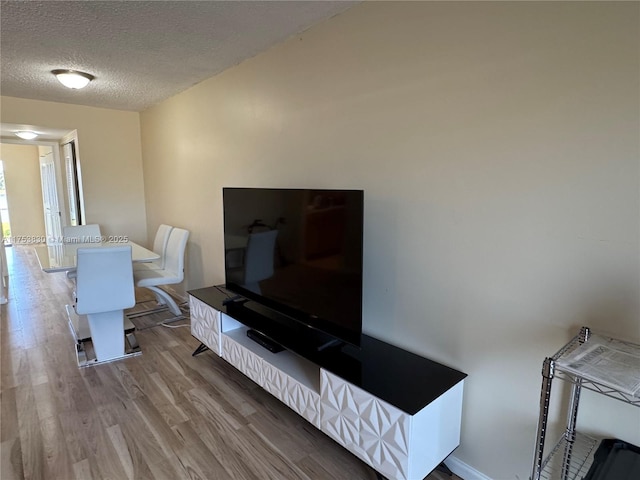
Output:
left=188, top=286, right=467, bottom=480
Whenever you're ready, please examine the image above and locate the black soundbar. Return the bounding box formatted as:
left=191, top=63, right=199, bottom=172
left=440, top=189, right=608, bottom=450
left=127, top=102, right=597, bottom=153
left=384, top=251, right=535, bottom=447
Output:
left=246, top=329, right=285, bottom=353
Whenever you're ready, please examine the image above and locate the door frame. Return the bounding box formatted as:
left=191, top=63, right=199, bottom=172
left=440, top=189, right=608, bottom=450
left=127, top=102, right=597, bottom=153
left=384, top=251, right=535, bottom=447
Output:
left=1, top=138, right=70, bottom=237
left=60, top=130, right=86, bottom=227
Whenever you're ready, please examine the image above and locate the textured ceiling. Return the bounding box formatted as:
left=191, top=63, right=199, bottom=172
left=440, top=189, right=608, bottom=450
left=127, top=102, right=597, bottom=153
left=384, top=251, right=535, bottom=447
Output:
left=1, top=0, right=356, bottom=112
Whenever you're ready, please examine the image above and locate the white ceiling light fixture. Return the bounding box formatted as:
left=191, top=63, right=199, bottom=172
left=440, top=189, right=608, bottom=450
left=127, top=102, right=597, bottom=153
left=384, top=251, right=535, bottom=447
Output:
left=15, top=131, right=39, bottom=140
left=52, top=69, right=95, bottom=89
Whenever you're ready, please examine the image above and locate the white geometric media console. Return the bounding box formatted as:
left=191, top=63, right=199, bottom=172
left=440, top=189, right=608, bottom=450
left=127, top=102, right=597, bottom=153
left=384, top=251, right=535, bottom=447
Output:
left=189, top=290, right=466, bottom=480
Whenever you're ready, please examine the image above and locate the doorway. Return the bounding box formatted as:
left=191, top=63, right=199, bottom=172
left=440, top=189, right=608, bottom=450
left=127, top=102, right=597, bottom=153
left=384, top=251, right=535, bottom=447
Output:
left=0, top=139, right=83, bottom=245
left=0, top=124, right=85, bottom=245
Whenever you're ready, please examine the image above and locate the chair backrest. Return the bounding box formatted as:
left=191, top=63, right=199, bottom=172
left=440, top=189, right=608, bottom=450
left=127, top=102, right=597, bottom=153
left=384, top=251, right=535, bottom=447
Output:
left=75, top=246, right=135, bottom=315
left=163, top=228, right=190, bottom=280
left=63, top=224, right=102, bottom=243
left=152, top=224, right=173, bottom=268
left=243, top=230, right=278, bottom=284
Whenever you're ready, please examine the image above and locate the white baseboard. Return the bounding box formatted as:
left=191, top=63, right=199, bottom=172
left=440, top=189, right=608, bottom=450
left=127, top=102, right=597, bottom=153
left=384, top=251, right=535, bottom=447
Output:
left=445, top=455, right=492, bottom=480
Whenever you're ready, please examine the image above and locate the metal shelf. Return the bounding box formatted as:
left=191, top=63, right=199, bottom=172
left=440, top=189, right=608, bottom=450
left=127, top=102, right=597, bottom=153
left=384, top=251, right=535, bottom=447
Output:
left=531, top=327, right=640, bottom=480
left=550, top=332, right=640, bottom=406
left=552, top=370, right=640, bottom=406
left=539, top=432, right=599, bottom=480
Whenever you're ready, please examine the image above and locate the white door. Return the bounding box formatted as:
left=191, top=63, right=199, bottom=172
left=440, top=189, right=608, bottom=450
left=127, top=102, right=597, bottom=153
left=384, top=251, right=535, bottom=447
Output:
left=39, top=149, right=62, bottom=244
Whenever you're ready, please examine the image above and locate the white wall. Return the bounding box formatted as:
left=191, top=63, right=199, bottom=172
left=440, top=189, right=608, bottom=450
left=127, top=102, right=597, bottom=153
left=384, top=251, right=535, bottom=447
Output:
left=0, top=97, right=147, bottom=244
left=0, top=143, right=45, bottom=238
left=140, top=2, right=639, bottom=478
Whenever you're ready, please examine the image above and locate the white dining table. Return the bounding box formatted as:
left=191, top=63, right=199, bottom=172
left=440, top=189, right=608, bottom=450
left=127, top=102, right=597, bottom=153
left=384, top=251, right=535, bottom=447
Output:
left=34, top=240, right=159, bottom=273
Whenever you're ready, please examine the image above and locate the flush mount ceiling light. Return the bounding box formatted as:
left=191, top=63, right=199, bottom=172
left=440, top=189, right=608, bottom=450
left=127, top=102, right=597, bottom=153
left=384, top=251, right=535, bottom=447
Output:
left=52, top=69, right=95, bottom=89
left=15, top=131, right=39, bottom=140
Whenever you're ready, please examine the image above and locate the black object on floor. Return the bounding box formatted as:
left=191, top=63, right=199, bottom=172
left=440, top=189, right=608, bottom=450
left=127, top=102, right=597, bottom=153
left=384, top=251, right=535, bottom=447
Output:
left=583, top=438, right=640, bottom=480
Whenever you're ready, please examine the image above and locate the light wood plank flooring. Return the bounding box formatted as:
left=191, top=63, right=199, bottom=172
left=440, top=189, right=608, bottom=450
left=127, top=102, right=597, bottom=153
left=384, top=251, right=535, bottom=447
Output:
left=1, top=245, right=461, bottom=480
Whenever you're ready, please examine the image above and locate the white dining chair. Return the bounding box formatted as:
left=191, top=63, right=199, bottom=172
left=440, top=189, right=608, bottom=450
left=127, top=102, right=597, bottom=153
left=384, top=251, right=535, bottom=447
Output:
left=131, top=227, right=189, bottom=318
left=74, top=245, right=136, bottom=362
left=133, top=224, right=173, bottom=271
left=63, top=224, right=102, bottom=243
left=63, top=224, right=102, bottom=280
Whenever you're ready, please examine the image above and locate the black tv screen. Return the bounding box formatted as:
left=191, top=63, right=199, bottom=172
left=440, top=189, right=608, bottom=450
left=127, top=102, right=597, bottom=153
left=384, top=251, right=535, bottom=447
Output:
left=223, top=188, right=363, bottom=347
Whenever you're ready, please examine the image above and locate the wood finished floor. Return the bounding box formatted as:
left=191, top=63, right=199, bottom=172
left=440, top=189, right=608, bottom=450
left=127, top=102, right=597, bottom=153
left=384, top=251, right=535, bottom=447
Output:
left=1, top=245, right=461, bottom=480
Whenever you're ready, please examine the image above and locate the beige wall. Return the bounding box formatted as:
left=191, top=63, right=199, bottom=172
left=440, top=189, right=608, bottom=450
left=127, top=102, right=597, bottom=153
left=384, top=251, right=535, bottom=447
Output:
left=140, top=2, right=639, bottom=478
left=0, top=143, right=45, bottom=239
left=0, top=97, right=147, bottom=244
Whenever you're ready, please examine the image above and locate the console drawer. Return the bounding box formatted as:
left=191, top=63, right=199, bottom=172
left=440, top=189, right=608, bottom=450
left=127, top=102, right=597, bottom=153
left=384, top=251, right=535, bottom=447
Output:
left=221, top=334, right=264, bottom=386
left=263, top=363, right=320, bottom=428
left=189, top=295, right=221, bottom=355
left=320, top=370, right=411, bottom=480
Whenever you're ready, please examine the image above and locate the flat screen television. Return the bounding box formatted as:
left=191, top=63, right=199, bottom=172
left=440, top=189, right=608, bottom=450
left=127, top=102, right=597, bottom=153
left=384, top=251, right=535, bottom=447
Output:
left=223, top=187, right=363, bottom=348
